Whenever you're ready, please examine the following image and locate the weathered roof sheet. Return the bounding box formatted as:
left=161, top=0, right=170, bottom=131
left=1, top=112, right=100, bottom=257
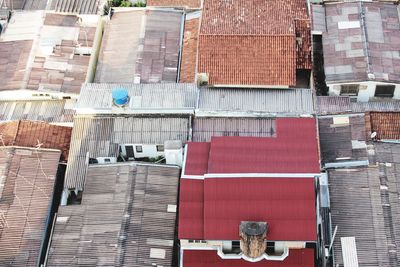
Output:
left=366, top=112, right=400, bottom=140
left=77, top=83, right=198, bottom=114
left=317, top=96, right=400, bottom=115
left=48, top=164, right=179, bottom=267
left=0, top=0, right=47, bottom=10
left=192, top=117, right=276, bottom=142
left=0, top=120, right=72, bottom=161
left=50, top=0, right=100, bottom=14
left=183, top=249, right=315, bottom=267
left=147, top=0, right=201, bottom=8
left=26, top=13, right=98, bottom=94
left=328, top=154, right=400, bottom=267
left=318, top=114, right=368, bottom=165
left=0, top=99, right=75, bottom=123
left=311, top=4, right=326, bottom=33
left=179, top=12, right=200, bottom=83
left=0, top=10, right=43, bottom=41
left=65, top=115, right=190, bottom=190
left=323, top=2, right=400, bottom=83
left=95, top=9, right=183, bottom=83
left=198, top=87, right=315, bottom=116
left=0, top=147, right=60, bottom=267
left=198, top=0, right=311, bottom=86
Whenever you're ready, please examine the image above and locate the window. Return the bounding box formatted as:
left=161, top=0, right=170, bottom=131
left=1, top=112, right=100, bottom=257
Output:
left=340, top=84, right=359, bottom=96
left=126, top=146, right=135, bottom=157
left=135, top=145, right=143, bottom=153
left=156, top=145, right=164, bottom=152
left=375, top=85, right=395, bottom=98
left=104, top=158, right=111, bottom=163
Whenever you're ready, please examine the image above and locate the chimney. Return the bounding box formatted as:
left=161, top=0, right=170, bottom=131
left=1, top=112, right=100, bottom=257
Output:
left=239, top=221, right=268, bottom=259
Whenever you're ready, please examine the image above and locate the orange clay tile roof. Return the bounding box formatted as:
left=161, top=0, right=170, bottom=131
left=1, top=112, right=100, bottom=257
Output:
left=0, top=120, right=72, bottom=162
left=365, top=112, right=400, bottom=140
left=180, top=17, right=200, bottom=83
left=198, top=0, right=311, bottom=86
left=146, top=0, right=201, bottom=8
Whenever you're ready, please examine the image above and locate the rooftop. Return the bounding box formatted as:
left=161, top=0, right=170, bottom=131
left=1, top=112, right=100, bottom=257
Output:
left=50, top=0, right=100, bottom=14
left=0, top=99, right=75, bottom=123
left=366, top=112, right=400, bottom=140
left=95, top=8, right=183, bottom=83
left=76, top=83, right=198, bottom=114
left=0, top=120, right=72, bottom=161
left=65, top=115, right=190, bottom=190
left=198, top=0, right=311, bottom=86
left=179, top=118, right=320, bottom=241
left=182, top=249, right=315, bottom=267
left=147, top=0, right=201, bottom=8
left=48, top=163, right=179, bottom=266
left=0, top=147, right=61, bottom=267
left=322, top=2, right=400, bottom=83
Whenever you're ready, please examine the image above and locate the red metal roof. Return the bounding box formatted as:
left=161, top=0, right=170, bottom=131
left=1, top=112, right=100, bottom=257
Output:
left=179, top=179, right=204, bottom=239
left=204, top=178, right=316, bottom=241
left=183, top=249, right=315, bottom=267
left=208, top=118, right=320, bottom=174
left=184, top=142, right=211, bottom=176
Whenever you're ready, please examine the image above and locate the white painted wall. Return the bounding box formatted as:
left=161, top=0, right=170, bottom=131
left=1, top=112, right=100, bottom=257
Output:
left=328, top=81, right=400, bottom=102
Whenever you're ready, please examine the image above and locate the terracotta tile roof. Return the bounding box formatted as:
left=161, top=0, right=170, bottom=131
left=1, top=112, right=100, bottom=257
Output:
left=180, top=16, right=200, bottom=83
left=0, top=147, right=60, bottom=267
left=366, top=112, right=400, bottom=140
left=198, top=0, right=311, bottom=86
left=147, top=0, right=201, bottom=8
left=199, top=35, right=296, bottom=86
left=0, top=40, right=33, bottom=90
left=0, top=120, right=72, bottom=161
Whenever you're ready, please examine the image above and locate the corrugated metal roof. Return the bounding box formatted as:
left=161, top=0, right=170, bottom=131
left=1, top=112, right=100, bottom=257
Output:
left=95, top=9, right=183, bottom=83
left=318, top=114, right=368, bottom=164
left=328, top=165, right=395, bottom=267
left=323, top=2, right=400, bottom=83
left=192, top=117, right=276, bottom=142
left=183, top=249, right=315, bottom=267
left=0, top=100, right=75, bottom=122
left=207, top=118, right=320, bottom=174
left=48, top=164, right=179, bottom=267
left=317, top=96, right=400, bottom=115
left=65, top=115, right=190, bottom=190
left=198, top=88, right=315, bottom=116
left=77, top=83, right=198, bottom=114
left=183, top=142, right=210, bottom=176
left=0, top=147, right=60, bottom=267
left=311, top=4, right=326, bottom=33
left=50, top=0, right=100, bottom=14
left=203, top=177, right=316, bottom=241
left=0, top=120, right=72, bottom=161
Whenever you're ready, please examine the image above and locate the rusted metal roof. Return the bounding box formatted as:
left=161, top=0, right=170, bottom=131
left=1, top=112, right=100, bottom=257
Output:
left=0, top=147, right=60, bottom=267
left=48, top=164, right=179, bottom=267
left=0, top=120, right=72, bottom=161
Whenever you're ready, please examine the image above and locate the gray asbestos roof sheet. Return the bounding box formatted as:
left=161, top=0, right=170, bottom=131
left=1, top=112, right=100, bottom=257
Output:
left=77, top=83, right=198, bottom=114
left=48, top=163, right=179, bottom=267
left=322, top=2, right=400, bottom=83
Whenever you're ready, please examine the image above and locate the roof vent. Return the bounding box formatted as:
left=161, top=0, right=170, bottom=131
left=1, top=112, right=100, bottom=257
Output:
left=197, top=73, right=209, bottom=86
left=112, top=88, right=129, bottom=107
left=240, top=221, right=268, bottom=259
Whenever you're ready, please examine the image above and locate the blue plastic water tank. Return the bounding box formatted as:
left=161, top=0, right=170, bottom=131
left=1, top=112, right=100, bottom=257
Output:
left=112, top=88, right=129, bottom=106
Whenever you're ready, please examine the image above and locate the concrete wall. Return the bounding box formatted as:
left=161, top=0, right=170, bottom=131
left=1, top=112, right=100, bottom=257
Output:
left=328, top=81, right=400, bottom=102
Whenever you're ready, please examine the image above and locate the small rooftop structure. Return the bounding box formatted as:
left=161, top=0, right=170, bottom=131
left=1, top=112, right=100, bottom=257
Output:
left=95, top=8, right=183, bottom=83
left=0, top=120, right=72, bottom=161
left=0, top=147, right=61, bottom=267
left=198, top=0, right=311, bottom=86
left=47, top=163, right=179, bottom=266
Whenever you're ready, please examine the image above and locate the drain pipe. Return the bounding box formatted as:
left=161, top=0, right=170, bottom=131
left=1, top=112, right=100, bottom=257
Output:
left=85, top=16, right=106, bottom=83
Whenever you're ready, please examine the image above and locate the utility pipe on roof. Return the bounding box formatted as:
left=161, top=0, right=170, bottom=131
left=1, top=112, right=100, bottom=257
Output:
left=85, top=16, right=106, bottom=83
left=359, top=1, right=372, bottom=77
